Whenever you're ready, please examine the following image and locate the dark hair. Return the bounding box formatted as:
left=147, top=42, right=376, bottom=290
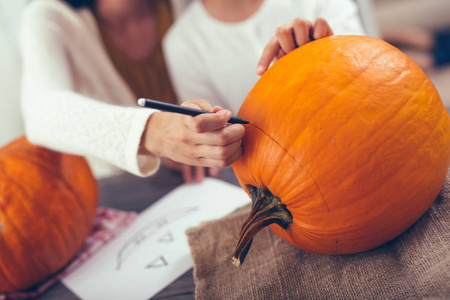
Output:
left=60, top=0, right=94, bottom=9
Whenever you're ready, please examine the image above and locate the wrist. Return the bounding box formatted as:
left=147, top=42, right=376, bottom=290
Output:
left=139, top=112, right=162, bottom=156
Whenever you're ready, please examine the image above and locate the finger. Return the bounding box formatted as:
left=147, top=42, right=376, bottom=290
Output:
left=186, top=109, right=232, bottom=133
left=292, top=18, right=313, bottom=46
left=197, top=123, right=245, bottom=147
left=181, top=164, right=193, bottom=184
left=208, top=167, right=220, bottom=177
left=275, top=24, right=296, bottom=54
left=174, top=144, right=243, bottom=169
left=210, top=106, right=223, bottom=113
left=205, top=145, right=242, bottom=168
left=181, top=99, right=213, bottom=111
left=313, top=17, right=333, bottom=40
left=256, top=36, right=280, bottom=75
left=184, top=138, right=242, bottom=163
left=194, top=166, right=206, bottom=183
left=275, top=48, right=286, bottom=60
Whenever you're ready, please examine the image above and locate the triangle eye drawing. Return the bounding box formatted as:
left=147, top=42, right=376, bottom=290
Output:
left=146, top=255, right=168, bottom=269
left=116, top=206, right=198, bottom=269
left=157, top=231, right=174, bottom=243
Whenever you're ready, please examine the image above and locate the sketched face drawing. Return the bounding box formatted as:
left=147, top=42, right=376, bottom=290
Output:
left=116, top=206, right=199, bottom=270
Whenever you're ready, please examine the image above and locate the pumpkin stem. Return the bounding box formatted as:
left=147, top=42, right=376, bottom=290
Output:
left=231, top=185, right=293, bottom=267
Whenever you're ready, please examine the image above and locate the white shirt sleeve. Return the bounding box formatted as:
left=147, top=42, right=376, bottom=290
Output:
left=20, top=2, right=159, bottom=177
left=316, top=0, right=366, bottom=36
left=163, top=32, right=223, bottom=106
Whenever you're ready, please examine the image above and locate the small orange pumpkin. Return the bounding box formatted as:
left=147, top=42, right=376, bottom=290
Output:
left=0, top=137, right=98, bottom=292
left=231, top=36, right=450, bottom=266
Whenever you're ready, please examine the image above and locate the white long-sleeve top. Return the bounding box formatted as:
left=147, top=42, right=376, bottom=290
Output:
left=20, top=0, right=190, bottom=178
left=163, top=0, right=366, bottom=114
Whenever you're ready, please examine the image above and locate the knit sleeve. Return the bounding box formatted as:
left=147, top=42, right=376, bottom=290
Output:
left=20, top=1, right=159, bottom=177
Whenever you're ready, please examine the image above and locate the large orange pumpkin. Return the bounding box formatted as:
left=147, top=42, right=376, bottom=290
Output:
left=231, top=35, right=450, bottom=266
left=0, top=137, right=98, bottom=292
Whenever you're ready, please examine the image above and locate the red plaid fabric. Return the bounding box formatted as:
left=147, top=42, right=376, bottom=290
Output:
left=0, top=207, right=137, bottom=300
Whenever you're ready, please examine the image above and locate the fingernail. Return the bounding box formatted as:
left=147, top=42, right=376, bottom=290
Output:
left=256, top=65, right=265, bottom=75
left=218, top=110, right=231, bottom=118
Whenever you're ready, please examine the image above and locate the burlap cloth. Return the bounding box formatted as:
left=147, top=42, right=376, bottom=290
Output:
left=186, top=169, right=450, bottom=299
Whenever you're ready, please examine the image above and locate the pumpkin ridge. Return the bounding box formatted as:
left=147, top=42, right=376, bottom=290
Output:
left=0, top=192, right=49, bottom=289
left=0, top=217, right=44, bottom=289
left=52, top=172, right=94, bottom=238
left=0, top=137, right=98, bottom=292
left=301, top=64, right=407, bottom=155
left=0, top=158, right=90, bottom=279
left=246, top=123, right=339, bottom=251
left=263, top=46, right=393, bottom=172
left=369, top=89, right=436, bottom=154
left=0, top=164, right=74, bottom=270
left=287, top=69, right=432, bottom=207
left=362, top=78, right=427, bottom=146
left=7, top=152, right=94, bottom=232
left=38, top=167, right=95, bottom=263
left=1, top=159, right=78, bottom=260
left=322, top=79, right=430, bottom=199
left=363, top=102, right=448, bottom=197
left=306, top=102, right=445, bottom=246
left=0, top=174, right=25, bottom=291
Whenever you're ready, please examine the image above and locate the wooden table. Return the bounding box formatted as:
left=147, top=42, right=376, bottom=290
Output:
left=34, top=166, right=241, bottom=300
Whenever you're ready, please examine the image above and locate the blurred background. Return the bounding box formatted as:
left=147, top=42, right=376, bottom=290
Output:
left=373, top=0, right=450, bottom=112
left=0, top=0, right=449, bottom=147
left=0, top=0, right=25, bottom=147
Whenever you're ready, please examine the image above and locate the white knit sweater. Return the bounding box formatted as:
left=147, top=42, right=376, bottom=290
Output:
left=20, top=0, right=190, bottom=178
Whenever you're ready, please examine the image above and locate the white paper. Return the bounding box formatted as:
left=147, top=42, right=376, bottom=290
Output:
left=62, top=178, right=249, bottom=300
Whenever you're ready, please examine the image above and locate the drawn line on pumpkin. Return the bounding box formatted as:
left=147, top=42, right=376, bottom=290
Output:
left=116, top=206, right=198, bottom=269
left=241, top=47, right=408, bottom=252
left=278, top=51, right=425, bottom=209
left=245, top=123, right=339, bottom=251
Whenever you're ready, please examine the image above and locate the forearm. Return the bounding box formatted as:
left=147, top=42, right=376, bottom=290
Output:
left=22, top=88, right=158, bottom=176
left=20, top=3, right=160, bottom=177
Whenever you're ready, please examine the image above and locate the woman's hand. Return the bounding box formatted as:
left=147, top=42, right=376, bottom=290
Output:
left=141, top=99, right=245, bottom=171
left=256, top=17, right=334, bottom=75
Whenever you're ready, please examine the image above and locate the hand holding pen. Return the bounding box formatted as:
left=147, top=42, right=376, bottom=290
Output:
left=138, top=98, right=249, bottom=124
left=138, top=99, right=246, bottom=183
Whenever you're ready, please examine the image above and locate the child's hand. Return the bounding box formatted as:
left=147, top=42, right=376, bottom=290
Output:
left=256, top=18, right=333, bottom=75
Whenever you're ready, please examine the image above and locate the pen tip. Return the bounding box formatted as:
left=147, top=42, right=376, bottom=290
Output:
left=137, top=98, right=146, bottom=107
